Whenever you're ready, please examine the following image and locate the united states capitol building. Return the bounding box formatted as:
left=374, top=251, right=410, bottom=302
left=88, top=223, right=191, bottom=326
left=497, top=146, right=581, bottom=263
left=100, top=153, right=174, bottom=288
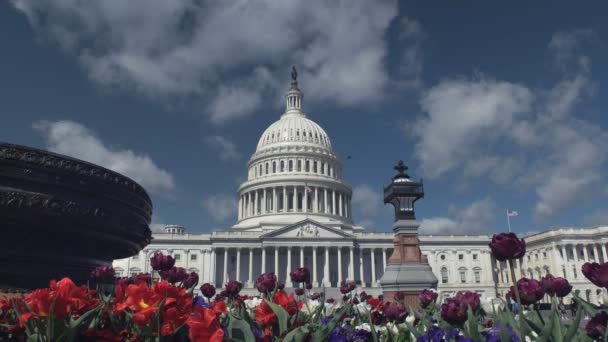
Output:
left=113, top=72, right=608, bottom=304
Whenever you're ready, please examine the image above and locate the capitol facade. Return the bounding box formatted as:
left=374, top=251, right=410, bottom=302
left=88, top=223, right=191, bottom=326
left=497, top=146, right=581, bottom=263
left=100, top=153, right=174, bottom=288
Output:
left=113, top=73, right=608, bottom=304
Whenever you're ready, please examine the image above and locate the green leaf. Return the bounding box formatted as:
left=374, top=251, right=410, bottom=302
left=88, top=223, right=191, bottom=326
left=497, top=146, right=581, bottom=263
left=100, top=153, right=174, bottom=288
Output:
left=464, top=307, right=482, bottom=341
left=265, top=299, right=289, bottom=335
left=563, top=301, right=583, bottom=341
left=550, top=308, right=563, bottom=342
left=574, top=293, right=598, bottom=316
left=536, top=299, right=556, bottom=342
left=283, top=326, right=310, bottom=342
left=227, top=313, right=256, bottom=342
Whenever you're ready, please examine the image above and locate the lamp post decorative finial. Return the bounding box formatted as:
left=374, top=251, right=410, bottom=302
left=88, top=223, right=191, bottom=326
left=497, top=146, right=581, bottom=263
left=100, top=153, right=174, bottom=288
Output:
left=394, top=160, right=409, bottom=177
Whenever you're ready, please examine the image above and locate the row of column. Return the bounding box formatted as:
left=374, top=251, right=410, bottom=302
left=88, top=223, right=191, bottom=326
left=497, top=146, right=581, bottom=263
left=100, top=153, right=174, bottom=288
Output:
left=238, top=186, right=351, bottom=220
left=494, top=241, right=608, bottom=284
left=218, top=246, right=389, bottom=288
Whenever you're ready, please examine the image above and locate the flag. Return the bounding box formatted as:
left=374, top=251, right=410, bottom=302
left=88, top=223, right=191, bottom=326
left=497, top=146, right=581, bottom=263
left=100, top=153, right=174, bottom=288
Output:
left=305, top=185, right=312, bottom=193
left=507, top=210, right=518, bottom=217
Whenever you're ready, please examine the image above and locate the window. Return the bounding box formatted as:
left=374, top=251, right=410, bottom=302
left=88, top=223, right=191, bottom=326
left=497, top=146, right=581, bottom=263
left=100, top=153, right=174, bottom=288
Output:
left=441, top=267, right=448, bottom=284
left=133, top=254, right=140, bottom=260
left=543, top=252, right=547, bottom=259
left=475, top=271, right=481, bottom=283
left=459, top=269, right=467, bottom=283
left=313, top=161, right=318, bottom=173
left=190, top=254, right=197, bottom=261
left=174, top=254, right=181, bottom=261
left=458, top=254, right=464, bottom=260
left=265, top=163, right=269, bottom=174
left=280, top=161, right=285, bottom=172
left=297, top=160, right=301, bottom=172
left=305, top=160, right=310, bottom=172
left=289, top=160, right=293, bottom=171
left=473, top=254, right=478, bottom=260
left=273, top=162, right=277, bottom=173
left=527, top=255, right=531, bottom=262
left=440, top=255, right=446, bottom=261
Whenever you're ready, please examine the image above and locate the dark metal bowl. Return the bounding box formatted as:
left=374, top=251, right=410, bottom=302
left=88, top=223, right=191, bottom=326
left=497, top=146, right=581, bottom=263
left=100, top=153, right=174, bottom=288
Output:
left=0, top=143, right=152, bottom=289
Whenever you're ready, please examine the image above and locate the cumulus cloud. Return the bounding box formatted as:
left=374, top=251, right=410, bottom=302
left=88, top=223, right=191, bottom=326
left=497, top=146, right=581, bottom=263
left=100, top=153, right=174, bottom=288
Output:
left=419, top=198, right=496, bottom=235
left=11, top=0, right=405, bottom=123
left=205, top=135, right=242, bottom=161
left=201, top=193, right=237, bottom=224
left=33, top=120, right=176, bottom=196
left=351, top=184, right=392, bottom=228
left=410, top=29, right=607, bottom=222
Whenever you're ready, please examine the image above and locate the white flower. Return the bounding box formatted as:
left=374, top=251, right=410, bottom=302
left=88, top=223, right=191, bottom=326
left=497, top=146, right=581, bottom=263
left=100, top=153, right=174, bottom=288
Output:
left=244, top=297, right=262, bottom=310
left=405, top=315, right=415, bottom=324
left=300, top=300, right=321, bottom=315
left=355, top=302, right=371, bottom=313
left=386, top=322, right=399, bottom=335
left=355, top=323, right=371, bottom=332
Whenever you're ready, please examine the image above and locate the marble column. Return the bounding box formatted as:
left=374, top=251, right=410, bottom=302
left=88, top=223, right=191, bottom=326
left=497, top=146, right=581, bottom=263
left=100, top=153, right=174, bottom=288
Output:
left=286, top=247, right=292, bottom=287
left=254, top=191, right=258, bottom=215
left=516, top=258, right=523, bottom=278
left=210, top=249, right=216, bottom=286
left=371, top=248, right=376, bottom=286
left=238, top=196, right=242, bottom=219
left=283, top=187, right=287, bottom=212
left=339, top=193, right=343, bottom=216
left=262, top=189, right=267, bottom=214
left=314, top=187, right=318, bottom=213
left=292, top=186, right=297, bottom=211
left=303, top=187, right=308, bottom=213
left=261, top=248, right=266, bottom=274
left=337, top=247, right=342, bottom=285
left=593, top=244, right=599, bottom=262
left=332, top=190, right=336, bottom=215
left=495, top=258, right=502, bottom=284
left=274, top=247, right=279, bottom=279
left=573, top=244, right=579, bottom=264
left=236, top=248, right=241, bottom=282
left=248, top=248, right=254, bottom=287
left=348, top=247, right=354, bottom=280
left=324, top=246, right=331, bottom=287
left=300, top=247, right=304, bottom=268
left=382, top=248, right=387, bottom=273
left=223, top=249, right=228, bottom=284
left=272, top=187, right=277, bottom=213
left=359, top=249, right=366, bottom=287
left=324, top=188, right=328, bottom=214
left=601, top=243, right=608, bottom=263
left=312, top=247, right=318, bottom=287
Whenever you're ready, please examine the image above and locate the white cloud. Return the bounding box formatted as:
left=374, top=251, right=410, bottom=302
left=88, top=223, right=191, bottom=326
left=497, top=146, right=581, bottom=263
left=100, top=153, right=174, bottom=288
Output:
left=419, top=198, right=496, bottom=235
left=33, top=120, right=176, bottom=197
left=410, top=29, right=608, bottom=222
left=201, top=193, right=237, bottom=224
left=205, top=135, right=241, bottom=161
left=413, top=76, right=533, bottom=178
left=11, top=0, right=404, bottom=123
left=351, top=184, right=392, bottom=227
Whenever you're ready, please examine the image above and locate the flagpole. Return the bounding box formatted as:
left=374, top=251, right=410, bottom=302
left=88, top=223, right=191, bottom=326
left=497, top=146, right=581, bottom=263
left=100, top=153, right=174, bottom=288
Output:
left=506, top=209, right=512, bottom=233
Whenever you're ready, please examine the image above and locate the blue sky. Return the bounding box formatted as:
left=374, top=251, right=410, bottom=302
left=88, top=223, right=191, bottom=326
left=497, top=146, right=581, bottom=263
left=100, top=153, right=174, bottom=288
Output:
left=2, top=1, right=608, bottom=235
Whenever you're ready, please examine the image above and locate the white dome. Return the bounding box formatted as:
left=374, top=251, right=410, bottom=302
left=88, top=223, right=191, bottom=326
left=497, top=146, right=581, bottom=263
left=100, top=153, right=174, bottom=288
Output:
left=256, top=113, right=332, bottom=152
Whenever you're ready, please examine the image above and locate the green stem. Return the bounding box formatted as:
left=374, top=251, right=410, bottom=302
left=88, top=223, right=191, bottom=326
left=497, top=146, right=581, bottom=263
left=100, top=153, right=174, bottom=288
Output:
left=534, top=304, right=545, bottom=325
left=509, top=260, right=526, bottom=341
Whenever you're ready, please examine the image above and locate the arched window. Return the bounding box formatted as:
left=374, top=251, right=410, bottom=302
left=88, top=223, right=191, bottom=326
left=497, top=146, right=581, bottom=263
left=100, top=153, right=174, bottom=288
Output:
left=273, top=162, right=277, bottom=173
left=280, top=161, right=285, bottom=172
left=313, top=161, right=318, bottom=173
left=129, top=268, right=141, bottom=276
left=440, top=254, right=446, bottom=261
left=473, top=267, right=482, bottom=283
left=441, top=267, right=448, bottom=284
left=265, top=163, right=269, bottom=174
left=289, top=160, right=293, bottom=172
left=114, top=267, right=124, bottom=277
left=259, top=165, right=263, bottom=176
left=297, top=160, right=301, bottom=172
left=305, top=160, right=310, bottom=172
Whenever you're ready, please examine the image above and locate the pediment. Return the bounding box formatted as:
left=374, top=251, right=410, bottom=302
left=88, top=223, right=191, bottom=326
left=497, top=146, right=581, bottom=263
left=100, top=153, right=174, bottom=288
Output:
left=261, top=220, right=354, bottom=239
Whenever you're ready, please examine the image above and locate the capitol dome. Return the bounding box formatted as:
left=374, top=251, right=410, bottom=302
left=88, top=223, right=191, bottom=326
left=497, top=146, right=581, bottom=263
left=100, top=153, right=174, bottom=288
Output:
left=233, top=67, right=355, bottom=231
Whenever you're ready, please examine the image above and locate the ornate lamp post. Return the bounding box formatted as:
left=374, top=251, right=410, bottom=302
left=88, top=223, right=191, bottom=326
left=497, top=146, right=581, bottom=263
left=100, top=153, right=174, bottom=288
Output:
left=380, top=161, right=437, bottom=306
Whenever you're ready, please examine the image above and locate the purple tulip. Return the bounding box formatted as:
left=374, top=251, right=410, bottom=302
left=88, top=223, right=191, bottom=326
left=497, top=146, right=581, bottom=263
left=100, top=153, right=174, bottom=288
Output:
left=509, top=278, right=544, bottom=305
left=541, top=273, right=572, bottom=298
left=582, top=262, right=608, bottom=289
left=311, top=293, right=320, bottom=300
left=277, top=282, right=285, bottom=290
left=255, top=272, right=277, bottom=293
left=394, top=291, right=406, bottom=302
left=224, top=280, right=243, bottom=297
left=182, top=271, right=199, bottom=288
left=441, top=297, right=468, bottom=325
left=159, top=266, right=188, bottom=284
left=305, top=283, right=313, bottom=290
left=89, top=266, right=115, bottom=282
left=290, top=267, right=311, bottom=283
left=455, top=291, right=481, bottom=313
left=200, top=283, right=216, bottom=298
left=295, top=288, right=305, bottom=296
left=489, top=233, right=526, bottom=261
left=382, top=302, right=408, bottom=323
left=150, top=251, right=175, bottom=271
left=419, top=289, right=439, bottom=308
left=585, top=311, right=607, bottom=340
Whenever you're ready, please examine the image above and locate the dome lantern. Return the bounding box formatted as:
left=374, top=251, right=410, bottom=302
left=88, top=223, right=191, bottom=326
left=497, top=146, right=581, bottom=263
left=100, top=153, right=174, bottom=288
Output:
left=284, top=65, right=303, bottom=115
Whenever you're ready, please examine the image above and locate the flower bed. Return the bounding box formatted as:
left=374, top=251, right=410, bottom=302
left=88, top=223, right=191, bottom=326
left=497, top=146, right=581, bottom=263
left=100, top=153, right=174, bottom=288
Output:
left=1, top=233, right=607, bottom=341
